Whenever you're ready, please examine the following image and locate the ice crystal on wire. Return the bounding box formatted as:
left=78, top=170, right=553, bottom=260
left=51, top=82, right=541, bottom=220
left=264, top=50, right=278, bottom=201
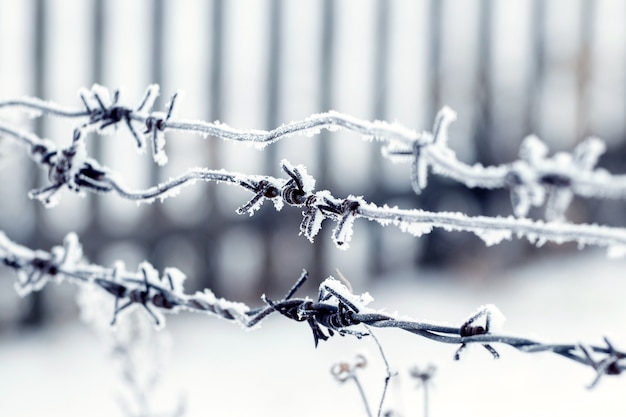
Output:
left=322, top=276, right=374, bottom=311
left=332, top=210, right=357, bottom=249
left=163, top=267, right=186, bottom=293
left=474, top=229, right=513, bottom=247
left=606, top=244, right=626, bottom=258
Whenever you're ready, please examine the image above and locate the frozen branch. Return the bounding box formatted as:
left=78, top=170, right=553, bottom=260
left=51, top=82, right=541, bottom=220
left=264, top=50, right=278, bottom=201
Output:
left=0, top=234, right=623, bottom=387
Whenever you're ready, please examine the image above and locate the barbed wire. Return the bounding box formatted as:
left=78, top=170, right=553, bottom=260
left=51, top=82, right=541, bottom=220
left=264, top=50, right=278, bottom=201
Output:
left=2, top=118, right=626, bottom=252
left=0, top=231, right=623, bottom=388
left=2, top=85, right=626, bottom=221
left=0, top=84, right=626, bottom=220
left=2, top=85, right=626, bottom=391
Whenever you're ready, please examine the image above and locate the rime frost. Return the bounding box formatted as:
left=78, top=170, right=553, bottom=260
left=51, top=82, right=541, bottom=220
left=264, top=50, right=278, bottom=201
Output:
left=607, top=244, right=626, bottom=259
left=189, top=288, right=250, bottom=324
left=474, top=229, right=513, bottom=246
left=164, top=267, right=186, bottom=293
left=321, top=277, right=374, bottom=311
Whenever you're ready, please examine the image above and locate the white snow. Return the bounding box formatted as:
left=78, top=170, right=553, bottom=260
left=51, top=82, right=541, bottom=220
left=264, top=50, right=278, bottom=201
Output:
left=332, top=212, right=356, bottom=249
left=321, top=276, right=374, bottom=311
left=164, top=267, right=186, bottom=293
left=431, top=106, right=457, bottom=145
left=473, top=229, right=513, bottom=247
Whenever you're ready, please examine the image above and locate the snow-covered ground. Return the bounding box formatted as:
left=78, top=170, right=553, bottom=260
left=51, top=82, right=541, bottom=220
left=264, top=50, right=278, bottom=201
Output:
left=1, top=248, right=625, bottom=417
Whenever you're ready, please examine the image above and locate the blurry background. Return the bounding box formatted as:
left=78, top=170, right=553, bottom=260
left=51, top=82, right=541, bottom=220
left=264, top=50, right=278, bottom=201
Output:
left=2, top=1, right=626, bottom=416
left=0, top=0, right=626, bottom=337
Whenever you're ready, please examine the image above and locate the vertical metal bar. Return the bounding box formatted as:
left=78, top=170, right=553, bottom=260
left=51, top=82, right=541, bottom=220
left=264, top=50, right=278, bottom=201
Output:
left=372, top=0, right=390, bottom=123
left=23, top=0, right=48, bottom=327
left=474, top=0, right=494, bottom=164
left=417, top=0, right=444, bottom=267
left=138, top=0, right=167, bottom=272
left=89, top=0, right=105, bottom=225
left=151, top=0, right=164, bottom=103
left=210, top=0, right=224, bottom=129
left=149, top=0, right=165, bottom=184
left=202, top=0, right=225, bottom=290
left=576, top=0, right=594, bottom=140
left=368, top=0, right=390, bottom=278
left=525, top=0, right=545, bottom=136
left=265, top=0, right=282, bottom=167
left=32, top=0, right=46, bottom=137
left=427, top=0, right=443, bottom=123
left=312, top=0, right=336, bottom=281
left=319, top=0, right=335, bottom=186
left=92, top=0, right=104, bottom=84
left=259, top=0, right=283, bottom=290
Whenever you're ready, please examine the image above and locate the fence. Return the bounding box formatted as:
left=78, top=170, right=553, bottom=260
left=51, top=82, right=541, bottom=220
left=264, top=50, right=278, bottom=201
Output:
left=1, top=0, right=625, bottom=329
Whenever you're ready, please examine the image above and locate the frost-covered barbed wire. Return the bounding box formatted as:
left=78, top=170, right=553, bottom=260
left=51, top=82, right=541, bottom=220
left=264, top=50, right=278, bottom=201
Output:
left=2, top=118, right=626, bottom=253
left=0, top=232, right=623, bottom=387
left=2, top=85, right=626, bottom=221
left=0, top=232, right=250, bottom=328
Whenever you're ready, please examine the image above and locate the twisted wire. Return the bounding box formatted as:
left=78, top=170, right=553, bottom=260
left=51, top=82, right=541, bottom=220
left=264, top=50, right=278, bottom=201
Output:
left=2, top=85, right=626, bottom=220
left=2, top=116, right=626, bottom=251
left=1, top=85, right=626, bottom=389
left=0, top=231, right=623, bottom=387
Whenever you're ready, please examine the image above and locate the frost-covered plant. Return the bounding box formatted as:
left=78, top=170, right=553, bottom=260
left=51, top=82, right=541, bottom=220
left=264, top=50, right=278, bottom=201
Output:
left=1, top=85, right=626, bottom=414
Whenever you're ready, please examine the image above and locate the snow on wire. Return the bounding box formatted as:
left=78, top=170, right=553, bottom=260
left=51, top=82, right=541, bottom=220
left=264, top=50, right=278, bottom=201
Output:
left=2, top=86, right=626, bottom=252
left=0, top=231, right=623, bottom=388
left=1, top=85, right=626, bottom=389
left=3, top=84, right=626, bottom=221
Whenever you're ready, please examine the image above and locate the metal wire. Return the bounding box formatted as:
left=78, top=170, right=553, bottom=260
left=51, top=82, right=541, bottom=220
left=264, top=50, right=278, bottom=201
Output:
left=1, top=85, right=625, bottom=389
left=0, top=232, right=623, bottom=388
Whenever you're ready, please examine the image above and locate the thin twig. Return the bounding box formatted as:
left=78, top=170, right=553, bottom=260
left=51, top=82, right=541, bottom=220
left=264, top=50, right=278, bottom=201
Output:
left=409, top=364, right=436, bottom=417
left=365, top=326, right=397, bottom=417
left=331, top=354, right=373, bottom=417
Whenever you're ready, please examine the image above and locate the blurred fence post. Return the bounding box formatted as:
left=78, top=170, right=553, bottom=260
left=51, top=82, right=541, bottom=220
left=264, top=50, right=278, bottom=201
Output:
left=22, top=0, right=49, bottom=327
left=367, top=0, right=391, bottom=278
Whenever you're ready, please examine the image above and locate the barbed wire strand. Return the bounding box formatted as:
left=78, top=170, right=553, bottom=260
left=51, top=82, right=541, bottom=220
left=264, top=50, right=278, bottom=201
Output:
left=2, top=85, right=626, bottom=221
left=0, top=232, right=623, bottom=388
left=2, top=119, right=626, bottom=253
left=2, top=85, right=626, bottom=390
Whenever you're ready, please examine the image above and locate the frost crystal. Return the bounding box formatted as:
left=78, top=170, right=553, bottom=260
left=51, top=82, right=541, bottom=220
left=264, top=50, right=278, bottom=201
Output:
left=483, top=304, right=506, bottom=333
left=519, top=134, right=548, bottom=164
left=607, top=244, right=626, bottom=259
left=397, top=220, right=433, bottom=237
left=464, top=304, right=506, bottom=334
left=431, top=106, right=457, bottom=145
left=321, top=277, right=374, bottom=311
left=164, top=267, right=186, bottom=293
left=474, top=229, right=512, bottom=246
left=151, top=128, right=168, bottom=166
left=573, top=136, right=605, bottom=170
left=189, top=288, right=250, bottom=324
left=332, top=212, right=356, bottom=249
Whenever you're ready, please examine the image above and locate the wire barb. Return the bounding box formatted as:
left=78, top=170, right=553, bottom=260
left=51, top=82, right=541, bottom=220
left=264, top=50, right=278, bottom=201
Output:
left=3, top=85, right=626, bottom=250
left=1, top=85, right=626, bottom=390
left=1, top=236, right=623, bottom=387
left=4, top=113, right=626, bottom=251
left=4, top=85, right=626, bottom=220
